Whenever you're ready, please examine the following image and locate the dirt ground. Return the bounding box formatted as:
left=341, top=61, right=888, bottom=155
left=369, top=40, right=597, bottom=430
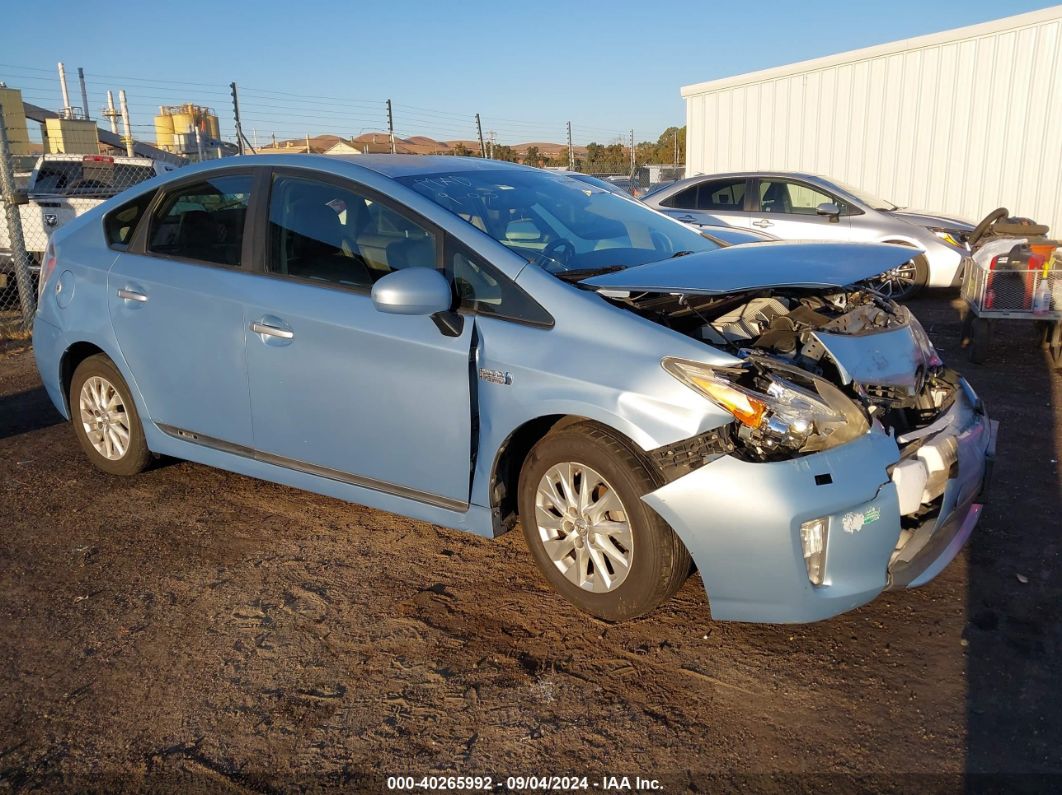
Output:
left=1, top=294, right=1060, bottom=792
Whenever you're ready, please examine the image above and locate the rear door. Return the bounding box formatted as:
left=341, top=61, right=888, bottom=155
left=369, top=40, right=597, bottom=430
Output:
left=241, top=168, right=475, bottom=508
left=108, top=169, right=258, bottom=447
left=657, top=177, right=752, bottom=229
left=748, top=178, right=852, bottom=240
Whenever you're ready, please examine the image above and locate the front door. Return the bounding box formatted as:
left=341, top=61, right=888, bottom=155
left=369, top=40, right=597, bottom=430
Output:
left=108, top=171, right=256, bottom=447
left=243, top=170, right=474, bottom=508
left=748, top=178, right=852, bottom=240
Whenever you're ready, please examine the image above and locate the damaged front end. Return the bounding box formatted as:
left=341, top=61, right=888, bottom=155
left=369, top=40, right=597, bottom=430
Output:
left=584, top=250, right=996, bottom=622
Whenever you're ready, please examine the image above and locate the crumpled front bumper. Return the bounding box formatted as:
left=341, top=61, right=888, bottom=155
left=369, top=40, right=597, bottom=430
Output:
left=642, top=379, right=995, bottom=623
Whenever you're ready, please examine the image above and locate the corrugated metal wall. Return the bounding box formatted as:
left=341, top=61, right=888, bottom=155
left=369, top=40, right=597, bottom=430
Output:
left=682, top=7, right=1062, bottom=233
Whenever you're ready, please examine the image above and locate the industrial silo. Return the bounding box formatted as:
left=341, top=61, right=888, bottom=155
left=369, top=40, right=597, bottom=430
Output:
left=154, top=109, right=174, bottom=149
left=170, top=108, right=194, bottom=143
left=205, top=111, right=220, bottom=141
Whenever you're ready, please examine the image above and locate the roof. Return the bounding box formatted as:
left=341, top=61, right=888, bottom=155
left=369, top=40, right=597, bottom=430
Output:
left=659, top=170, right=828, bottom=190
left=333, top=154, right=531, bottom=178
left=681, top=6, right=1062, bottom=97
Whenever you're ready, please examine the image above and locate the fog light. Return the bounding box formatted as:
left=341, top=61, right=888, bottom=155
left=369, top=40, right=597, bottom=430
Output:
left=800, top=518, right=829, bottom=586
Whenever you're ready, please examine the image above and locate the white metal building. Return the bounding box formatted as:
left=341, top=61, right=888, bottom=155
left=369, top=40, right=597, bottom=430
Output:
left=682, top=6, right=1062, bottom=233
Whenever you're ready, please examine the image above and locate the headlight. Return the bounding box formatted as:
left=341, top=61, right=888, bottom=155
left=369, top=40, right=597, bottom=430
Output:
left=930, top=227, right=968, bottom=250
left=908, top=314, right=943, bottom=368
left=663, top=356, right=869, bottom=457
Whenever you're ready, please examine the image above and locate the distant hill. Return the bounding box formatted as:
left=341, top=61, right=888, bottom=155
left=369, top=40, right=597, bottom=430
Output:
left=260, top=132, right=587, bottom=157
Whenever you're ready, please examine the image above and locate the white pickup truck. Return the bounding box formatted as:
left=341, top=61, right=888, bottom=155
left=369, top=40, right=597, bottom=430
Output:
left=1, top=154, right=178, bottom=289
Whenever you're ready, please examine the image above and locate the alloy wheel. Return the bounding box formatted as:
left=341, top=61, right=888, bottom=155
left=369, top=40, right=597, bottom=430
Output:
left=79, top=375, right=131, bottom=461
left=534, top=462, right=633, bottom=593
left=872, top=261, right=918, bottom=299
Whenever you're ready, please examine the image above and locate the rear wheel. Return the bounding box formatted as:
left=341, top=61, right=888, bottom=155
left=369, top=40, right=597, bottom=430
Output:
left=517, top=423, right=691, bottom=621
left=69, top=354, right=151, bottom=476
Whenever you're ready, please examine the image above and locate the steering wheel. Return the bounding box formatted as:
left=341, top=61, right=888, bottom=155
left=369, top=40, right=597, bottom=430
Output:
left=534, top=238, right=576, bottom=272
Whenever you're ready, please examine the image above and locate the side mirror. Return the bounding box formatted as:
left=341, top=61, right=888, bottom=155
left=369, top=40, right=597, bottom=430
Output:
left=816, top=202, right=842, bottom=222
left=371, top=267, right=452, bottom=316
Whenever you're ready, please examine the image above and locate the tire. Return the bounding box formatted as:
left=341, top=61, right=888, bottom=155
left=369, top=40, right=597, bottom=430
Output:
left=968, top=207, right=1009, bottom=247
left=517, top=422, right=691, bottom=621
left=871, top=246, right=929, bottom=301
left=69, top=354, right=151, bottom=476
left=990, top=221, right=1050, bottom=237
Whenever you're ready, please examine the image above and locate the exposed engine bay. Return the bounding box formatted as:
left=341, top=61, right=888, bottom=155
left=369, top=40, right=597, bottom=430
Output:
left=605, top=286, right=961, bottom=464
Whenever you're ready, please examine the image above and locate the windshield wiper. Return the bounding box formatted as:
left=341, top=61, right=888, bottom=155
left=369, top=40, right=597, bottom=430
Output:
left=553, top=265, right=627, bottom=282
left=671, top=250, right=694, bottom=258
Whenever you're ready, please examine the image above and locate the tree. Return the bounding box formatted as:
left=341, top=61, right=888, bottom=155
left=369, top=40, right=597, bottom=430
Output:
left=492, top=144, right=518, bottom=162
left=632, top=126, right=686, bottom=166
left=523, top=145, right=542, bottom=167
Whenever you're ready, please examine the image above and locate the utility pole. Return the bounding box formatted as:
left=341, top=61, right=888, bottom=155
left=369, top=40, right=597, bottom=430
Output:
left=488, top=130, right=496, bottom=159
left=252, top=128, right=258, bottom=150
left=566, top=121, right=574, bottom=171
left=0, top=103, right=36, bottom=325
left=305, top=133, right=311, bottom=154
left=674, top=128, right=679, bottom=165
left=118, top=89, right=134, bottom=156
left=194, top=125, right=204, bottom=161
left=629, top=129, right=635, bottom=176
left=103, top=90, right=119, bottom=134
left=230, top=82, right=245, bottom=155
left=386, top=99, right=396, bottom=154
left=475, top=113, right=486, bottom=158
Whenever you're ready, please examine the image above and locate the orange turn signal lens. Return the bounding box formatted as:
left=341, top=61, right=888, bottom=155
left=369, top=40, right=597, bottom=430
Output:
left=688, top=375, right=767, bottom=428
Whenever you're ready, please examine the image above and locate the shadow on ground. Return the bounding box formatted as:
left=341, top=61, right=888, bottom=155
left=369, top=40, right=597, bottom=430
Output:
left=908, top=291, right=1062, bottom=779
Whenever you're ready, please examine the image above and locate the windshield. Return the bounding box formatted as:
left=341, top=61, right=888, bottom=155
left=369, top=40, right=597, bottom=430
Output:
left=398, top=168, right=720, bottom=274
left=830, top=179, right=900, bottom=212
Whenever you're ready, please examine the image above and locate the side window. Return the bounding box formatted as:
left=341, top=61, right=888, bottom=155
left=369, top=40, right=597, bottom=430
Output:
left=759, top=180, right=833, bottom=215
left=662, top=185, right=699, bottom=209
left=104, top=191, right=154, bottom=248
left=695, top=179, right=746, bottom=211
left=147, top=174, right=252, bottom=266
left=448, top=239, right=552, bottom=327
left=268, top=174, right=436, bottom=288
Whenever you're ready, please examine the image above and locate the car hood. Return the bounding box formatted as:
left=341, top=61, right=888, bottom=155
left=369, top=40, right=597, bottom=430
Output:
left=580, top=241, right=918, bottom=295
left=891, top=209, right=976, bottom=231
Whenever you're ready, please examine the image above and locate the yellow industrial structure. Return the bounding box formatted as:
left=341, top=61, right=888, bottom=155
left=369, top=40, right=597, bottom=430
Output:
left=43, top=117, right=99, bottom=155
left=154, top=104, right=220, bottom=151
left=0, top=85, right=32, bottom=156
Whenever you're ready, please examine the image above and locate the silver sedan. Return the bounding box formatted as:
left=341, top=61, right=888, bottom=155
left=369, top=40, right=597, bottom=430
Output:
left=644, top=171, right=974, bottom=299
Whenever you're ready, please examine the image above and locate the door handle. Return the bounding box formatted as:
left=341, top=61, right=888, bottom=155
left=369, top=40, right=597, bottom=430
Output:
left=251, top=321, right=295, bottom=340
left=116, top=288, right=148, bottom=302
left=752, top=219, right=773, bottom=228
left=676, top=215, right=698, bottom=223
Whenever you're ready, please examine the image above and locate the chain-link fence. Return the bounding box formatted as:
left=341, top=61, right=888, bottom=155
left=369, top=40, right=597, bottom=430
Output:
left=0, top=103, right=180, bottom=339
left=0, top=102, right=37, bottom=339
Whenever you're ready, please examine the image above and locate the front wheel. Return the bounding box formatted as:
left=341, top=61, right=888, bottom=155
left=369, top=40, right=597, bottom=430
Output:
left=870, top=250, right=929, bottom=301
left=517, top=423, right=691, bottom=621
left=69, top=354, right=151, bottom=476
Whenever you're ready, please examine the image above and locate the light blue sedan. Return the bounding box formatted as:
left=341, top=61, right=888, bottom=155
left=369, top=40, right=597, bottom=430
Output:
left=32, top=155, right=996, bottom=623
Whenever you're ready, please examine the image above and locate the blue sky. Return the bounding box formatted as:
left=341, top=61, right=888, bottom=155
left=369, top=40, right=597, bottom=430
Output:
left=1, top=0, right=1055, bottom=146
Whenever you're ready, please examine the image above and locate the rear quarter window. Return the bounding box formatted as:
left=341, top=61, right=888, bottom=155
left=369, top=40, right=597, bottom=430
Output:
left=104, top=191, right=156, bottom=249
